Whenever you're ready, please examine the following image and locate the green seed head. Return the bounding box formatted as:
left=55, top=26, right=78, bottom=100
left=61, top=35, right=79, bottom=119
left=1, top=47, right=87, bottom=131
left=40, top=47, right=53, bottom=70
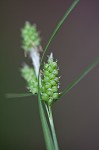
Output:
left=51, top=62, right=57, bottom=68
left=41, top=93, right=49, bottom=101
left=52, top=86, right=58, bottom=92
left=49, top=73, right=56, bottom=79
left=47, top=90, right=53, bottom=96
left=48, top=98, right=53, bottom=106
left=21, top=22, right=41, bottom=51
left=44, top=63, right=49, bottom=69
left=41, top=53, right=59, bottom=105
left=43, top=76, right=50, bottom=82
left=53, top=93, right=59, bottom=99
left=50, top=80, right=56, bottom=86
left=44, top=83, right=51, bottom=89
left=21, top=65, right=38, bottom=94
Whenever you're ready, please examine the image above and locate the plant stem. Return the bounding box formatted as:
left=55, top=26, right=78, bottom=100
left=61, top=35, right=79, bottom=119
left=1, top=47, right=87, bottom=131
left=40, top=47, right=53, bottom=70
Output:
left=48, top=106, right=59, bottom=150
left=38, top=94, right=55, bottom=150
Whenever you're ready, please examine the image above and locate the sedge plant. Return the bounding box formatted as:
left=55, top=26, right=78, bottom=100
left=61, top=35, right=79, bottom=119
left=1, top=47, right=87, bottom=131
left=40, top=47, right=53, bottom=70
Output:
left=6, top=0, right=99, bottom=150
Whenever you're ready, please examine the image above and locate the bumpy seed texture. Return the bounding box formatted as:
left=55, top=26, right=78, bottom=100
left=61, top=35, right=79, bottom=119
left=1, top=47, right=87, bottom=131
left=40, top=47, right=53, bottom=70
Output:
left=21, top=22, right=41, bottom=51
left=21, top=66, right=38, bottom=94
left=41, top=53, right=59, bottom=105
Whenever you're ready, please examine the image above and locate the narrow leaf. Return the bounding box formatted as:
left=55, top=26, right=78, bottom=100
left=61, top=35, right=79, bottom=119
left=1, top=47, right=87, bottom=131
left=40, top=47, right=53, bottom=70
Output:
left=58, top=57, right=99, bottom=100
left=41, top=0, right=79, bottom=64
left=5, top=93, right=33, bottom=98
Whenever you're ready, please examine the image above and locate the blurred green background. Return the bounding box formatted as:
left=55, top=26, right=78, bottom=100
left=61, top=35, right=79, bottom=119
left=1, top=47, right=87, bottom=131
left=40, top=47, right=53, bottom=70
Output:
left=0, top=0, right=99, bottom=149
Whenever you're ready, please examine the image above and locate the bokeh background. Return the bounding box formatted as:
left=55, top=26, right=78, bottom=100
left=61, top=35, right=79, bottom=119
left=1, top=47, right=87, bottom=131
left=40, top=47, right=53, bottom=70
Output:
left=0, top=0, right=99, bottom=150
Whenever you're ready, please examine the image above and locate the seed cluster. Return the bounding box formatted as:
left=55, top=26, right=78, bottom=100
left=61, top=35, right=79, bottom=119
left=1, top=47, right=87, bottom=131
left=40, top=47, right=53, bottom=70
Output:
left=41, top=54, right=59, bottom=105
left=21, top=23, right=60, bottom=105
left=21, top=66, right=38, bottom=94
left=21, top=22, right=41, bottom=51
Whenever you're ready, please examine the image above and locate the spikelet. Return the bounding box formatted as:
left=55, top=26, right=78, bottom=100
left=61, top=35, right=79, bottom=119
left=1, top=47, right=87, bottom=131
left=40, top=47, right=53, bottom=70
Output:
left=41, top=53, right=59, bottom=105
left=21, top=22, right=41, bottom=51
left=21, top=22, right=42, bottom=78
left=21, top=65, right=38, bottom=94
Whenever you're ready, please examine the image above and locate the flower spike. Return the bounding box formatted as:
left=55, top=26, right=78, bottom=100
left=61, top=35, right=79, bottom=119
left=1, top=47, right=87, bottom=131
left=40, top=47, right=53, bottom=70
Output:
left=21, top=22, right=41, bottom=51
left=21, top=22, right=42, bottom=77
left=21, top=65, right=38, bottom=94
left=41, top=53, right=59, bottom=105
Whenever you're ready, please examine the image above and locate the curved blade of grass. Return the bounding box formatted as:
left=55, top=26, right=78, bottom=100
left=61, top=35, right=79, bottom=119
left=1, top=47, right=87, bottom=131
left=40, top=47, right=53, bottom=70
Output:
left=58, top=57, right=99, bottom=100
left=40, top=0, right=79, bottom=64
left=5, top=93, right=33, bottom=98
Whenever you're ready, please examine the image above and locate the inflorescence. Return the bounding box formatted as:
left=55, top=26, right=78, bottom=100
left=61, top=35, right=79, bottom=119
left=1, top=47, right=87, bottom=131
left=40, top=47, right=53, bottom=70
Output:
left=21, top=22, right=41, bottom=51
left=21, top=22, right=60, bottom=105
left=41, top=53, right=59, bottom=105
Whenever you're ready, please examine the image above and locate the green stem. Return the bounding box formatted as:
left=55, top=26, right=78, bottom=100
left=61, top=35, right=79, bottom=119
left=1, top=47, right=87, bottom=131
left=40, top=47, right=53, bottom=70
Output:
left=48, top=106, right=59, bottom=150
left=38, top=94, right=54, bottom=150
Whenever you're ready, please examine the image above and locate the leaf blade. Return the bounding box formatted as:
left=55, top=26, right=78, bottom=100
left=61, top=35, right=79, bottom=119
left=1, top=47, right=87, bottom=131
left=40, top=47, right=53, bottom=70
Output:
left=58, top=57, right=99, bottom=100
left=38, top=93, right=55, bottom=150
left=41, top=0, right=79, bottom=64
left=5, top=93, right=33, bottom=98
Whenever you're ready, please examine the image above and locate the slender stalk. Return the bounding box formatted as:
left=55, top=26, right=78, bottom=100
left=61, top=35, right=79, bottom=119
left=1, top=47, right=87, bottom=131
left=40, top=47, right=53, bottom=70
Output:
left=38, top=93, right=55, bottom=150
left=48, top=106, right=59, bottom=150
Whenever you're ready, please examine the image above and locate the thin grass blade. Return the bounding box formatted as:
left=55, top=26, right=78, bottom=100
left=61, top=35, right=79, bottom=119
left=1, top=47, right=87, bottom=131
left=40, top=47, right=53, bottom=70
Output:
left=58, top=57, right=99, bottom=100
left=5, top=93, right=33, bottom=98
left=41, top=0, right=79, bottom=64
